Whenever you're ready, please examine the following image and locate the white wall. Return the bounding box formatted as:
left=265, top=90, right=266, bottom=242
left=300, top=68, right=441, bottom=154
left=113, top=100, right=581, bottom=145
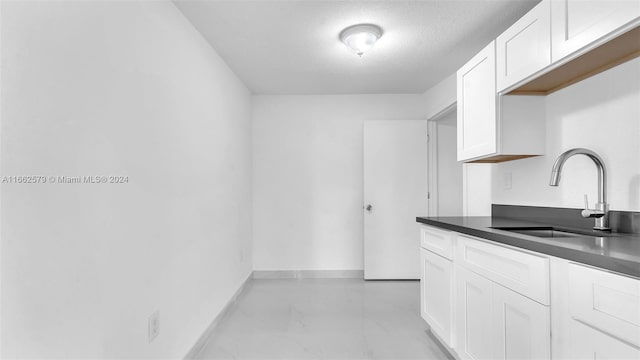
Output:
left=422, top=72, right=492, bottom=216
left=464, top=164, right=493, bottom=216
left=1, top=1, right=252, bottom=358
left=252, top=95, right=427, bottom=271
left=425, top=74, right=456, bottom=120
left=492, top=57, right=640, bottom=212
left=0, top=2, right=3, bottom=355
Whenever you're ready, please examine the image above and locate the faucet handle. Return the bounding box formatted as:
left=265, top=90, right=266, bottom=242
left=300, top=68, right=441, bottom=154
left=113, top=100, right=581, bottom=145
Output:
left=583, top=194, right=589, bottom=210
left=582, top=194, right=605, bottom=218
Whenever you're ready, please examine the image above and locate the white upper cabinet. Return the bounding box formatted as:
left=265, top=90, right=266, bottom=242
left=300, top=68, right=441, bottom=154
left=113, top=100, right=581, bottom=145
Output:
left=496, top=0, right=551, bottom=92
left=457, top=42, right=545, bottom=163
left=457, top=0, right=639, bottom=162
left=457, top=41, right=497, bottom=161
left=551, top=0, right=640, bottom=62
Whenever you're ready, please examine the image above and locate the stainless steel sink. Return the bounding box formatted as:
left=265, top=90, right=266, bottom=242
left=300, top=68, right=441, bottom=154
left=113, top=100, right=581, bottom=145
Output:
left=492, top=227, right=593, bottom=238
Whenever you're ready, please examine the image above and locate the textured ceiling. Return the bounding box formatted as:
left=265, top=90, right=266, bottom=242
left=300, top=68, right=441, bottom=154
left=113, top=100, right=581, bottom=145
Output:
left=174, top=0, right=539, bottom=94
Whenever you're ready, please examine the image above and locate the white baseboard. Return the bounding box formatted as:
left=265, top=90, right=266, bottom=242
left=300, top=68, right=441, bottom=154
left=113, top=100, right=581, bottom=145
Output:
left=252, top=269, right=364, bottom=279
left=183, top=272, right=253, bottom=360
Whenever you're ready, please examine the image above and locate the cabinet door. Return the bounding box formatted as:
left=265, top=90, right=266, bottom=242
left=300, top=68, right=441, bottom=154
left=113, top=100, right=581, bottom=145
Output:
left=552, top=259, right=640, bottom=360
left=551, top=0, right=640, bottom=62
left=568, top=263, right=640, bottom=348
left=565, top=319, right=640, bottom=359
left=420, top=249, right=454, bottom=348
left=456, top=266, right=495, bottom=360
left=496, top=0, right=551, bottom=92
left=493, top=284, right=551, bottom=360
left=457, top=41, right=497, bottom=161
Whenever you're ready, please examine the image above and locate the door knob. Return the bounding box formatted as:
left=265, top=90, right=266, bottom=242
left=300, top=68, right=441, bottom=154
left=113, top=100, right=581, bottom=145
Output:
left=365, top=204, right=372, bottom=212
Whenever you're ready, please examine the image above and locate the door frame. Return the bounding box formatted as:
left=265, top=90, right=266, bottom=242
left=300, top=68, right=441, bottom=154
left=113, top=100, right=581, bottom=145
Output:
left=426, top=103, right=456, bottom=217
left=1, top=2, right=4, bottom=354
left=1, top=1, right=4, bottom=353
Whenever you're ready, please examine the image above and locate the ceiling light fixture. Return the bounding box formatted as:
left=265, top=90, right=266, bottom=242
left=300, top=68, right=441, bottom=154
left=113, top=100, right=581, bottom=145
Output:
left=339, top=24, right=383, bottom=57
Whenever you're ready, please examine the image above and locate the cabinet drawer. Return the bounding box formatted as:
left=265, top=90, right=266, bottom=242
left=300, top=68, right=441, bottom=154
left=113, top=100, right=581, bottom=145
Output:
left=457, top=235, right=550, bottom=305
left=568, top=263, right=640, bottom=348
left=421, top=225, right=454, bottom=260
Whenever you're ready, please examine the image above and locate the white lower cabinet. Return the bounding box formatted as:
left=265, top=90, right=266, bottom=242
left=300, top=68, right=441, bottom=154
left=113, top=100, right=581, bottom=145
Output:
left=551, top=260, right=640, bottom=360
left=562, top=320, right=640, bottom=360
left=420, top=248, right=454, bottom=348
left=456, top=234, right=550, bottom=305
left=419, top=225, right=455, bottom=349
left=421, top=226, right=639, bottom=360
left=455, top=266, right=495, bottom=360
left=420, top=227, right=551, bottom=359
left=493, top=283, right=550, bottom=360
left=455, top=265, right=550, bottom=360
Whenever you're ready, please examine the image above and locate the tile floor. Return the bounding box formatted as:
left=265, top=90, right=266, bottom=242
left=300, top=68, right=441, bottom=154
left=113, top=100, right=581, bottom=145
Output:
left=195, top=278, right=453, bottom=359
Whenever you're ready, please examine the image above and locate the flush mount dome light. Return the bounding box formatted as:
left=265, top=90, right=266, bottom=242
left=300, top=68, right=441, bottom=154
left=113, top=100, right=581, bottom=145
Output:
left=339, top=24, right=383, bottom=57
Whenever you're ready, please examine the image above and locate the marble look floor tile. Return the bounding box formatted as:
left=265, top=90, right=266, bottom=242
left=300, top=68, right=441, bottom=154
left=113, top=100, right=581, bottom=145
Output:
left=195, top=279, right=452, bottom=360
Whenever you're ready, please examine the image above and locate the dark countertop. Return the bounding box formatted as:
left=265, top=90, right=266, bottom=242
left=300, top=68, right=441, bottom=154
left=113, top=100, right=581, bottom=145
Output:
left=416, top=216, right=640, bottom=278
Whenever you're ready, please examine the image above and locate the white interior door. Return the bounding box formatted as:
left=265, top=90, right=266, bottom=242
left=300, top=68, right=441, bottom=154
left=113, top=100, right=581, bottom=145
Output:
left=363, top=120, right=427, bottom=280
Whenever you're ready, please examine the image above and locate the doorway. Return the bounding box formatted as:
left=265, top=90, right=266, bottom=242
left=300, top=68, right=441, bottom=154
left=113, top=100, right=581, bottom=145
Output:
left=428, top=106, right=463, bottom=217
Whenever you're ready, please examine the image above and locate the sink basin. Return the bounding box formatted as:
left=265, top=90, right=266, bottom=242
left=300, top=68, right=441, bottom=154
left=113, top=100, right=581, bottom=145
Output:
left=492, top=227, right=593, bottom=238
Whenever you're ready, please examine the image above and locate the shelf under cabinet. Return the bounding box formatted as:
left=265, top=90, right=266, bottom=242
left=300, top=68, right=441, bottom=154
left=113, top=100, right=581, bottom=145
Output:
left=507, top=25, right=640, bottom=96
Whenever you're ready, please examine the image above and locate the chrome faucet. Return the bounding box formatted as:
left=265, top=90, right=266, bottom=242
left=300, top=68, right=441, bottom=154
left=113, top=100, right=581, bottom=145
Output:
left=549, top=148, right=610, bottom=231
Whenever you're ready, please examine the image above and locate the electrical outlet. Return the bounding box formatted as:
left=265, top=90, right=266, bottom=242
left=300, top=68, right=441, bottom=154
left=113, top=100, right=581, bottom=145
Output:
left=504, top=172, right=512, bottom=190
left=148, top=311, right=160, bottom=343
